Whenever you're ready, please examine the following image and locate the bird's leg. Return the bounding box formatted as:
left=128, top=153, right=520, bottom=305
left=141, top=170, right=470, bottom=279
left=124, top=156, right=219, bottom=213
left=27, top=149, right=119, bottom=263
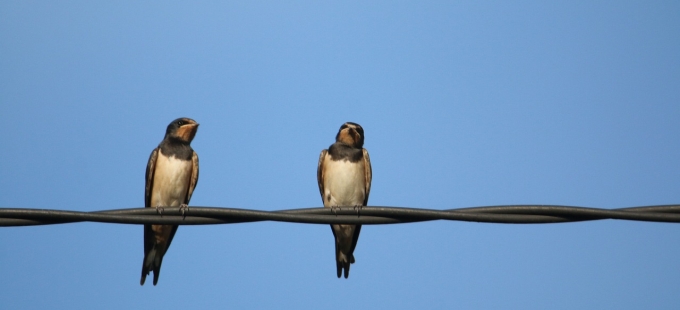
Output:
left=353, top=205, right=363, bottom=217
left=179, top=203, right=189, bottom=219
left=330, top=206, right=339, bottom=216
left=155, top=203, right=164, bottom=216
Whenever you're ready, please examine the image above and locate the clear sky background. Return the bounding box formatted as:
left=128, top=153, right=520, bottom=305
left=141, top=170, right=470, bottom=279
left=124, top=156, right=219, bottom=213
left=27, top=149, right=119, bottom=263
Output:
left=1, top=1, right=679, bottom=309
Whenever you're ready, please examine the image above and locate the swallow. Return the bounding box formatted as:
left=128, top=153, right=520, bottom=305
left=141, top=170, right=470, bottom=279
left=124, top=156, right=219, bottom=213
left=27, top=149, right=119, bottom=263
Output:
left=317, top=122, right=372, bottom=278
left=140, top=117, right=199, bottom=286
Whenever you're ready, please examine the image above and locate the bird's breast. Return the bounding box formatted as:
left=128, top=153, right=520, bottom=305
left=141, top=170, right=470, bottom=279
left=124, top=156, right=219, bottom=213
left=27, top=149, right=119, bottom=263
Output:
left=323, top=158, right=366, bottom=207
left=150, top=151, right=193, bottom=208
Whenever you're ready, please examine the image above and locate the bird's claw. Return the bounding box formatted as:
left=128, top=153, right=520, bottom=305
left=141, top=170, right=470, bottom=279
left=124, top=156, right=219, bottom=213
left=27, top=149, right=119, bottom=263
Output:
left=155, top=205, right=164, bottom=216
left=179, top=204, right=189, bottom=220
left=331, top=206, right=339, bottom=216
left=353, top=205, right=363, bottom=217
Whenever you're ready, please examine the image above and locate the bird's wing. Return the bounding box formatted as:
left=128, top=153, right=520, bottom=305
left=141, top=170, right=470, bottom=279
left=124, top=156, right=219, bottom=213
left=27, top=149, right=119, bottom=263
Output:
left=143, top=147, right=159, bottom=256
left=317, top=149, right=328, bottom=202
left=184, top=151, right=199, bottom=204
left=144, top=147, right=159, bottom=209
left=362, top=148, right=372, bottom=206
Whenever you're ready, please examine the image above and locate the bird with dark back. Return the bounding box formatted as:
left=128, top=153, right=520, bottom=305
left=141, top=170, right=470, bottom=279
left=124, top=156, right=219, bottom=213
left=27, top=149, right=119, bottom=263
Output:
left=140, top=117, right=199, bottom=286
left=317, top=122, right=372, bottom=278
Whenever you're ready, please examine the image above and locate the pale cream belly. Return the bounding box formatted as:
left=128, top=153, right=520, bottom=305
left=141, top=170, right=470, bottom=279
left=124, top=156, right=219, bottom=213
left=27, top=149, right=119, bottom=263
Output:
left=150, top=152, right=193, bottom=208
left=322, top=158, right=366, bottom=207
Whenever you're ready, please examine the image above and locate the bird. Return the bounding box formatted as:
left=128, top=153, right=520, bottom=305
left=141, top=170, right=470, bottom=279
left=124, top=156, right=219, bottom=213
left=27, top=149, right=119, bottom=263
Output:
left=140, top=117, right=199, bottom=286
left=317, top=122, right=372, bottom=278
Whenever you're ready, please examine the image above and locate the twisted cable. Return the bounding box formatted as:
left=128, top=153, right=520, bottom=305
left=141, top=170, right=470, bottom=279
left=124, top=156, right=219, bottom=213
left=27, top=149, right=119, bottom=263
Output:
left=2, top=204, right=680, bottom=227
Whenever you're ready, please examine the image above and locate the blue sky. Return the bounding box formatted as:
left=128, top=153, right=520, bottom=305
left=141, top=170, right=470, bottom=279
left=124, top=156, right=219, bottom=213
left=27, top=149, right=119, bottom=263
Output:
left=1, top=1, right=679, bottom=309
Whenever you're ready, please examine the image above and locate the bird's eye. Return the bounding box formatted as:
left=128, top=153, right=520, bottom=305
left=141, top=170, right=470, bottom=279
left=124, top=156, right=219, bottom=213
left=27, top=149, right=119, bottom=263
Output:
left=177, top=120, right=184, bottom=126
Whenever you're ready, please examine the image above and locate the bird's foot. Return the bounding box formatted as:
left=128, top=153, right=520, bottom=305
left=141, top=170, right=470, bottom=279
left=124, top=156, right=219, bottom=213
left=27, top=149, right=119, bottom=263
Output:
left=330, top=206, right=340, bottom=216
left=155, top=205, right=164, bottom=216
left=353, top=205, right=363, bottom=217
left=179, top=204, right=189, bottom=219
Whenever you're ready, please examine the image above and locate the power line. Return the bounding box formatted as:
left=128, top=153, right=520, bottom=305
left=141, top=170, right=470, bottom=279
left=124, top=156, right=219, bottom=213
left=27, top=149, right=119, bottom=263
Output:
left=2, top=204, right=680, bottom=227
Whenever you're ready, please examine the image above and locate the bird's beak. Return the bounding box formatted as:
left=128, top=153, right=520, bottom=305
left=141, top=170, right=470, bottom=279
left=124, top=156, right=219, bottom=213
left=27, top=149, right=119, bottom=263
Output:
left=178, top=123, right=199, bottom=141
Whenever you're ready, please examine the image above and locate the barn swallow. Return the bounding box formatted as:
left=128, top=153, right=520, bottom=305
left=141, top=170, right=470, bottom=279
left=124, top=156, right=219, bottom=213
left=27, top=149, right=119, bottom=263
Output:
left=140, top=117, right=199, bottom=286
left=317, top=122, right=372, bottom=278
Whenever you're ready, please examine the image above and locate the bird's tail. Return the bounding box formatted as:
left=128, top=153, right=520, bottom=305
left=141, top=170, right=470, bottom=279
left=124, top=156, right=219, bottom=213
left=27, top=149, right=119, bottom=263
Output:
left=336, top=252, right=355, bottom=279
left=140, top=245, right=165, bottom=286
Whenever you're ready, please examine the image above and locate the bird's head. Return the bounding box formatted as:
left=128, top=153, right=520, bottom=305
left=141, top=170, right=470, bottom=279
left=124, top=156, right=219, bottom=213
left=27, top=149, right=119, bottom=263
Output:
left=335, top=122, right=364, bottom=148
left=165, top=117, right=199, bottom=143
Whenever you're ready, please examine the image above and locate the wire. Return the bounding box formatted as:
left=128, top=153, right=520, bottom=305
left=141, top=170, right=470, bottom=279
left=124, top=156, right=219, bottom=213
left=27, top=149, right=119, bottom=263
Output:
left=2, top=205, right=680, bottom=227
